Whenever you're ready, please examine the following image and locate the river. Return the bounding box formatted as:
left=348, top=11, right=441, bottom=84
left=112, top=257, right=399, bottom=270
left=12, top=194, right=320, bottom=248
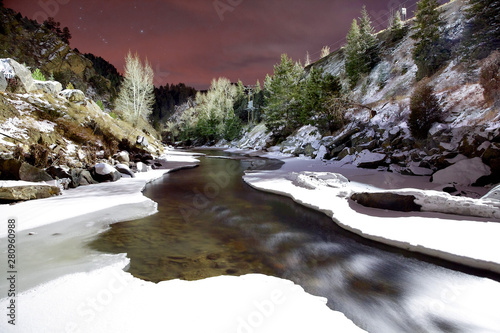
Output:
left=90, top=151, right=500, bottom=333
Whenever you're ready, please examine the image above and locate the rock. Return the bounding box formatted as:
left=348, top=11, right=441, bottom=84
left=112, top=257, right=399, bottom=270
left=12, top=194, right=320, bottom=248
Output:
left=46, top=166, right=71, bottom=179
left=116, top=151, right=130, bottom=165
left=115, top=163, right=135, bottom=178
left=59, top=89, right=86, bottom=104
left=351, top=192, right=422, bottom=212
left=92, top=163, right=122, bottom=182
left=69, top=168, right=98, bottom=188
left=0, top=72, right=6, bottom=92
left=34, top=80, right=63, bottom=95
left=19, top=163, right=53, bottom=182
left=0, top=58, right=36, bottom=93
left=78, top=170, right=99, bottom=186
left=431, top=157, right=491, bottom=186
left=353, top=150, right=387, bottom=169
left=0, top=159, right=22, bottom=180
left=136, top=162, right=151, bottom=173
left=482, top=185, right=500, bottom=201
left=0, top=183, right=60, bottom=201
left=137, top=136, right=149, bottom=148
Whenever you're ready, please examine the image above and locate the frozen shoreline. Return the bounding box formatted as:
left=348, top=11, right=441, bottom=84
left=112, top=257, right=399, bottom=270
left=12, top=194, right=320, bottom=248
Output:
left=0, top=149, right=365, bottom=333
left=234, top=149, right=500, bottom=275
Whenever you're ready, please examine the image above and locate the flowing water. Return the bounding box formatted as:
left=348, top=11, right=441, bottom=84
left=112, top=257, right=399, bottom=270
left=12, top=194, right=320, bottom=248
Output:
left=90, top=151, right=500, bottom=333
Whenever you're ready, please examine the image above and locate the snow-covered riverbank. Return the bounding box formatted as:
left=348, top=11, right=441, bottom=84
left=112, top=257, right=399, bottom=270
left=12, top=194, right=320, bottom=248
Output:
left=0, top=149, right=365, bottom=333
left=236, top=150, right=500, bottom=274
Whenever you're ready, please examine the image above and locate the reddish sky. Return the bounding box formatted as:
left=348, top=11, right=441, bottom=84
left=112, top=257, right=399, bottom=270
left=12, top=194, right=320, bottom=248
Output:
left=5, top=0, right=424, bottom=89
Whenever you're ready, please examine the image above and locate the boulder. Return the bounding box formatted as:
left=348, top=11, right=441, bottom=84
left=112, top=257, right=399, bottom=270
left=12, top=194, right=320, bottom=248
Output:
left=482, top=185, right=500, bottom=201
left=92, top=163, right=122, bottom=182
left=0, top=158, right=22, bottom=180
left=59, top=89, right=86, bottom=104
left=0, top=58, right=36, bottom=93
left=0, top=182, right=60, bottom=201
left=116, top=151, right=130, bottom=165
left=351, top=192, right=422, bottom=212
left=136, top=162, right=151, bottom=173
left=353, top=150, right=387, bottom=169
left=431, top=157, right=491, bottom=186
left=69, top=168, right=98, bottom=188
left=115, top=163, right=135, bottom=178
left=19, top=163, right=53, bottom=182
left=137, top=136, right=149, bottom=148
left=46, top=166, right=71, bottom=180
left=34, top=80, right=63, bottom=95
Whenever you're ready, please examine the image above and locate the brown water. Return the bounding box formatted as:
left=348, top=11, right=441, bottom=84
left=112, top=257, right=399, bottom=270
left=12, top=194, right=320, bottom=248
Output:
left=90, top=151, right=500, bottom=333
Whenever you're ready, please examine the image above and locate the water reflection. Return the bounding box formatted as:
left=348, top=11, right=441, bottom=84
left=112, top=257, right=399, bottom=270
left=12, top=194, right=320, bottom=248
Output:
left=89, top=152, right=500, bottom=333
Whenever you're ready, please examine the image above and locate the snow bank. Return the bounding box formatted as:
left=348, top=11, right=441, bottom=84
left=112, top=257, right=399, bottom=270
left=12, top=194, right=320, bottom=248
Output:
left=243, top=156, right=500, bottom=274
left=0, top=259, right=364, bottom=333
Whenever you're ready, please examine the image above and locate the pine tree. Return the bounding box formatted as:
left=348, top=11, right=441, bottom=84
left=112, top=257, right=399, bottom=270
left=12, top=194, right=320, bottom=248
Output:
left=345, top=19, right=362, bottom=87
left=264, top=54, right=305, bottom=138
left=389, top=10, right=407, bottom=43
left=465, top=0, right=500, bottom=59
left=115, top=51, right=155, bottom=125
left=345, top=7, right=379, bottom=87
left=412, top=0, right=450, bottom=80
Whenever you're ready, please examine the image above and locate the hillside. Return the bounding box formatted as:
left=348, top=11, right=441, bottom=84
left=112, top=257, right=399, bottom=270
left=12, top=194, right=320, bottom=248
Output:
left=230, top=0, right=500, bottom=191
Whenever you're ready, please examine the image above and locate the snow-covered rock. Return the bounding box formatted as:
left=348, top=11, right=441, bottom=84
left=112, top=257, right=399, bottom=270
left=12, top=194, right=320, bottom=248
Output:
left=34, top=80, right=63, bottom=95
left=136, top=161, right=151, bottom=173
left=431, top=157, right=491, bottom=186
left=116, top=151, right=130, bottom=165
left=93, top=163, right=121, bottom=182
left=482, top=185, right=500, bottom=201
left=137, top=135, right=149, bottom=148
left=59, top=89, right=86, bottom=104
left=115, top=163, right=135, bottom=178
left=353, top=150, right=387, bottom=169
left=0, top=58, right=36, bottom=93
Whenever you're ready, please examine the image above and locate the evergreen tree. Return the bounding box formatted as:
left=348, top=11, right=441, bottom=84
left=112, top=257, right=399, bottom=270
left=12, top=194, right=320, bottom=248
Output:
left=345, top=19, right=363, bottom=87
left=409, top=78, right=442, bottom=139
left=412, top=0, right=450, bottom=80
left=465, top=0, right=500, bottom=59
left=389, top=10, right=407, bottom=43
left=345, top=7, right=379, bottom=87
left=263, top=54, right=305, bottom=139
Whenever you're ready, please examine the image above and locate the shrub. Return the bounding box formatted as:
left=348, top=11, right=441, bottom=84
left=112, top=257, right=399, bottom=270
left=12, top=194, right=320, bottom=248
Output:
left=96, top=100, right=105, bottom=110
left=409, top=79, right=442, bottom=139
left=66, top=82, right=75, bottom=90
left=479, top=51, right=500, bottom=106
left=28, top=144, right=49, bottom=168
left=32, top=68, right=46, bottom=81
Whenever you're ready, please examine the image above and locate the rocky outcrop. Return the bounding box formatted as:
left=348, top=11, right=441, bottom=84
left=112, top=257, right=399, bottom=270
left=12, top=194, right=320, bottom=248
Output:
left=0, top=182, right=60, bottom=201
left=34, top=80, right=63, bottom=95
left=0, top=58, right=36, bottom=93
left=351, top=192, right=422, bottom=212
left=59, top=89, right=86, bottom=104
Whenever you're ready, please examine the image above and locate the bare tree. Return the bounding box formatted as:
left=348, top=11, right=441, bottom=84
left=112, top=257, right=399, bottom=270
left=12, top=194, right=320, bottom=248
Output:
left=115, top=51, right=155, bottom=125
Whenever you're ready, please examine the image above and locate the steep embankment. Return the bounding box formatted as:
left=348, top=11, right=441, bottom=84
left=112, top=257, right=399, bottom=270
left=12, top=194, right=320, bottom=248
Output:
left=232, top=0, right=500, bottom=191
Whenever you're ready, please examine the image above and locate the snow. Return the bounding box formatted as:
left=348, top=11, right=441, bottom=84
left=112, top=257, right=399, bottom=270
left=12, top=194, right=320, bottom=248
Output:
left=431, top=157, right=491, bottom=185
left=95, top=162, right=117, bottom=175
left=241, top=152, right=500, bottom=274
left=0, top=58, right=15, bottom=79
left=0, top=150, right=365, bottom=333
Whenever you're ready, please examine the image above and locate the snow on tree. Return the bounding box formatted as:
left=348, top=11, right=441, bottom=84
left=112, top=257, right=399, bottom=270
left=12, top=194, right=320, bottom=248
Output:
left=115, top=51, right=155, bottom=126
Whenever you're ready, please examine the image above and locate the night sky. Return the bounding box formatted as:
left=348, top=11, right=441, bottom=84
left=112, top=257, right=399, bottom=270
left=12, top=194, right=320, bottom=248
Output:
left=5, top=0, right=424, bottom=89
